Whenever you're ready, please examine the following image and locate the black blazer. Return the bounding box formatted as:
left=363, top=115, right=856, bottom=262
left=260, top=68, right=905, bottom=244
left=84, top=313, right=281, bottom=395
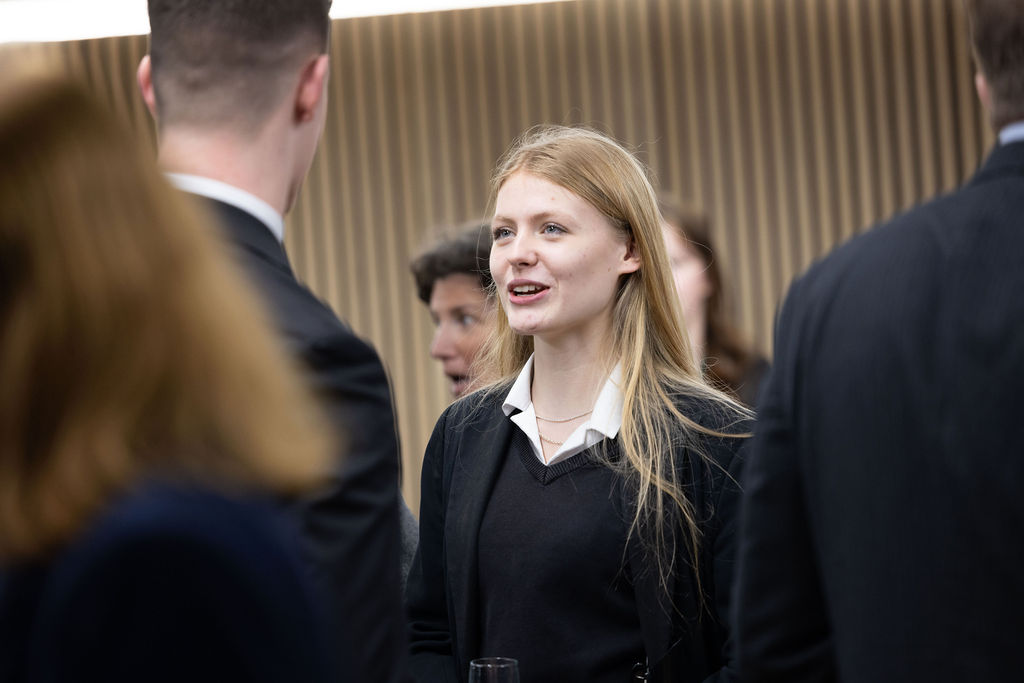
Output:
left=0, top=482, right=337, bottom=682
left=407, top=390, right=747, bottom=683
left=734, top=141, right=1024, bottom=682
left=204, top=199, right=408, bottom=683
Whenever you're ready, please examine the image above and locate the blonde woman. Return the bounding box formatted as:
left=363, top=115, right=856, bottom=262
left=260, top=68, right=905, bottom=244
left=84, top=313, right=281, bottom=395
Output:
left=407, top=126, right=750, bottom=683
left=0, top=76, right=339, bottom=681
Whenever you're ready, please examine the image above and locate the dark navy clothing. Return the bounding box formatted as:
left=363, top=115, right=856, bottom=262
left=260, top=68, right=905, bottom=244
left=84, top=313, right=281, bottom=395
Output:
left=735, top=141, right=1024, bottom=682
left=203, top=198, right=408, bottom=683
left=0, top=482, right=337, bottom=683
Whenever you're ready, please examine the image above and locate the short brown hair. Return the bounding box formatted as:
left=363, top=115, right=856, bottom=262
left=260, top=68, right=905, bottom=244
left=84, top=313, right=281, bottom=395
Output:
left=410, top=222, right=493, bottom=304
left=0, top=74, right=332, bottom=560
left=966, top=0, right=1024, bottom=129
left=147, top=0, right=332, bottom=130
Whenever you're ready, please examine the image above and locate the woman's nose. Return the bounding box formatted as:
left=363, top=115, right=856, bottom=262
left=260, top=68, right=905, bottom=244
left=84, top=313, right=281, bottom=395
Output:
left=507, top=233, right=538, bottom=266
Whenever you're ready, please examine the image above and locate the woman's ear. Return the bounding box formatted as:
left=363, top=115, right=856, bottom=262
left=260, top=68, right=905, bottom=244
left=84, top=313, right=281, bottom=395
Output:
left=619, top=236, right=642, bottom=275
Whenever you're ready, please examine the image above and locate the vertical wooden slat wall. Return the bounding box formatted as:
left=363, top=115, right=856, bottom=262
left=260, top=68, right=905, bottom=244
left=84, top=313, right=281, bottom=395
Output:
left=2, top=0, right=993, bottom=512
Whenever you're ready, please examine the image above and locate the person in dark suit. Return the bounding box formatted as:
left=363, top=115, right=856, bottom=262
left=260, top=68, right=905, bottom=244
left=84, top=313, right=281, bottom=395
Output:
left=0, top=74, right=337, bottom=681
left=733, top=1, right=1024, bottom=680
left=136, top=3, right=408, bottom=682
left=406, top=126, right=751, bottom=683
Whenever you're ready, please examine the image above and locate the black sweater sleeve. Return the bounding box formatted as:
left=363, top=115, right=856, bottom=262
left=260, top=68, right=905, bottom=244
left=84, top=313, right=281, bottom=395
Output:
left=407, top=408, right=461, bottom=683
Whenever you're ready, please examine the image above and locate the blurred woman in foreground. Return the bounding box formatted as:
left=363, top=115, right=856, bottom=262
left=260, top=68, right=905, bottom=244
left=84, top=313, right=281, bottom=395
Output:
left=0, top=74, right=337, bottom=682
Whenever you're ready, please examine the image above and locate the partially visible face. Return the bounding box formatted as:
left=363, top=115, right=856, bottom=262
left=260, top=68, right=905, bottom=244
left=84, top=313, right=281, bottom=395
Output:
left=661, top=222, right=712, bottom=329
left=490, top=171, right=640, bottom=347
left=428, top=273, right=494, bottom=398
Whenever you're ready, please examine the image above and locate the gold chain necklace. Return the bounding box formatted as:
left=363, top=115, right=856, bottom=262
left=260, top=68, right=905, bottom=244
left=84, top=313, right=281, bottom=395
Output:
left=536, top=407, right=593, bottom=447
left=538, top=431, right=566, bottom=446
left=535, top=409, right=593, bottom=423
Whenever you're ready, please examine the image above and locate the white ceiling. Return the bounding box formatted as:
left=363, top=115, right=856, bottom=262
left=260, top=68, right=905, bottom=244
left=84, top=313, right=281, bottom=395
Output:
left=0, top=0, right=571, bottom=44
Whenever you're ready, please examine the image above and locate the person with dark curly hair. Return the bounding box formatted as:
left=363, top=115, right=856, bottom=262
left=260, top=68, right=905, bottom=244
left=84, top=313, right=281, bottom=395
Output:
left=410, top=222, right=494, bottom=398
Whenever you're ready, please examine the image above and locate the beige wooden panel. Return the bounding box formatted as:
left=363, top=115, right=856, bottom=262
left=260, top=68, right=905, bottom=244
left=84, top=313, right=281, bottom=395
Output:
left=2, top=0, right=990, bottom=511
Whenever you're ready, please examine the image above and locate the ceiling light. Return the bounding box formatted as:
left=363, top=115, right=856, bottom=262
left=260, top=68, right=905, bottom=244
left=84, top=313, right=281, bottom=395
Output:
left=0, top=0, right=573, bottom=44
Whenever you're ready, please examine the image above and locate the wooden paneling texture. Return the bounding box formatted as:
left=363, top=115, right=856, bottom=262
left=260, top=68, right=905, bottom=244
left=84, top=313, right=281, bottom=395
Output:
left=2, top=0, right=993, bottom=511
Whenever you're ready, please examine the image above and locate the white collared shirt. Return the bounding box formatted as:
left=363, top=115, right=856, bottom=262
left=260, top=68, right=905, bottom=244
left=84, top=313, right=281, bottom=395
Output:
left=999, top=120, right=1024, bottom=146
left=501, top=355, right=624, bottom=466
left=167, top=173, right=285, bottom=244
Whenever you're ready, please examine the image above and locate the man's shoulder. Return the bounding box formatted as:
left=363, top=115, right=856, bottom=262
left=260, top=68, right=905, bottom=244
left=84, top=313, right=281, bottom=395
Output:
left=786, top=179, right=990, bottom=317
left=240, top=257, right=360, bottom=353
left=773, top=154, right=1024, bottom=386
left=797, top=145, right=1024, bottom=303
left=201, top=200, right=373, bottom=361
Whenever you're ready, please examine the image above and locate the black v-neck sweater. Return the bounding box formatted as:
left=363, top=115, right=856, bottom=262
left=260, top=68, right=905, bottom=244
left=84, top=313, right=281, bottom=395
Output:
left=476, top=431, right=645, bottom=682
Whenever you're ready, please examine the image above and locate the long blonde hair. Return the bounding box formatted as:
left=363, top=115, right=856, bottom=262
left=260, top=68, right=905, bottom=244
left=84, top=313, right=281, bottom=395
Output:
left=0, top=74, right=332, bottom=560
left=476, top=125, right=749, bottom=598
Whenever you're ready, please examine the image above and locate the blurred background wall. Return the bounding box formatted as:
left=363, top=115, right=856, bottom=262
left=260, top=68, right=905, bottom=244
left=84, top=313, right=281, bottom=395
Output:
left=3, top=0, right=993, bottom=511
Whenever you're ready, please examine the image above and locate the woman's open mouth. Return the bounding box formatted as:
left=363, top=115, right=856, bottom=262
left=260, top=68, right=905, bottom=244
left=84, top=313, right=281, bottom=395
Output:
left=508, top=281, right=549, bottom=303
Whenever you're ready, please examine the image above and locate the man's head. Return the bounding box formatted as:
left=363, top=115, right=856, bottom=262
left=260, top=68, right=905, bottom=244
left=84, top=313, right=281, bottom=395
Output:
left=142, top=0, right=331, bottom=132
left=966, top=0, right=1024, bottom=129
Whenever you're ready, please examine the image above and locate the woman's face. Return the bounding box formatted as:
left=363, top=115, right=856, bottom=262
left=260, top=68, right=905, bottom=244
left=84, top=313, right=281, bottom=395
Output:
left=490, top=171, right=640, bottom=347
left=661, top=222, right=712, bottom=331
left=427, top=273, right=494, bottom=398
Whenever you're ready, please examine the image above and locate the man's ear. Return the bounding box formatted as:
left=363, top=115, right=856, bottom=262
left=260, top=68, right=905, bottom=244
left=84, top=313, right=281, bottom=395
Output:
left=295, top=54, right=329, bottom=123
left=975, top=71, right=993, bottom=114
left=137, top=55, right=158, bottom=119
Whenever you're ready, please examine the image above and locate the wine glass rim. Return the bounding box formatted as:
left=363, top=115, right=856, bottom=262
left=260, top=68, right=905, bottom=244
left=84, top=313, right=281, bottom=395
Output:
left=470, top=657, right=518, bottom=668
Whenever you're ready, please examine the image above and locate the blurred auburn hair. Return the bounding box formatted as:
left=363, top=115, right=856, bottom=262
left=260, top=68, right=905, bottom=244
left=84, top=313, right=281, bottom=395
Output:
left=0, top=73, right=332, bottom=560
left=658, top=197, right=759, bottom=402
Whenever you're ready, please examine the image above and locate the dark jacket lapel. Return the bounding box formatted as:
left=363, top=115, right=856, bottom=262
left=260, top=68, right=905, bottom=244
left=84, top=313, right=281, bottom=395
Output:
left=444, top=400, right=516, bottom=674
left=627, top=497, right=678, bottom=674
left=199, top=197, right=295, bottom=279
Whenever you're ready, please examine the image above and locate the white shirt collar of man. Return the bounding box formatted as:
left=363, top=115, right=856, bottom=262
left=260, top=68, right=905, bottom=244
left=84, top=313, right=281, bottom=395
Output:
left=998, top=120, right=1024, bottom=146
left=502, top=355, right=624, bottom=467
left=166, top=173, right=286, bottom=244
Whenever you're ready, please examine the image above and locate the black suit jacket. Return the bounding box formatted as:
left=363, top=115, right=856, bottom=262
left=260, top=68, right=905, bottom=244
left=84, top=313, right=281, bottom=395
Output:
left=204, top=199, right=408, bottom=683
left=734, top=141, right=1024, bottom=682
left=407, top=390, right=747, bottom=683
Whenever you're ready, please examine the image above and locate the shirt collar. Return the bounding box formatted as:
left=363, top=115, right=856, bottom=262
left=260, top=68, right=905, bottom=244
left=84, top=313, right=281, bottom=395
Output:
left=999, top=120, right=1024, bottom=146
left=502, top=355, right=536, bottom=416
left=167, top=173, right=285, bottom=244
left=501, top=355, right=624, bottom=441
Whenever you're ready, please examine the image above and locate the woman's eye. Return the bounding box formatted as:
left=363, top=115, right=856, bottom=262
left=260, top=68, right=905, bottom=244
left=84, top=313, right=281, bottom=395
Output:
left=492, top=226, right=513, bottom=240
left=542, top=223, right=565, bottom=235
